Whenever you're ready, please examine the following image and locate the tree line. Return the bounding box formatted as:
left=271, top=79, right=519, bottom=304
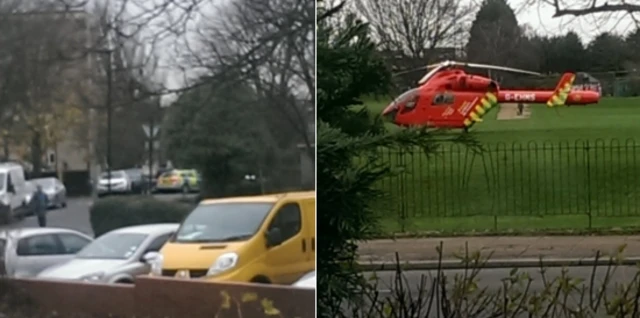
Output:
left=0, top=0, right=314, bottom=196
left=354, top=0, right=640, bottom=92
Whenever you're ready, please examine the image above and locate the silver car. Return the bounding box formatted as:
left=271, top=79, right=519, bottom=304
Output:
left=31, top=177, right=67, bottom=209
left=37, top=223, right=178, bottom=284
left=96, top=170, right=132, bottom=197
left=1, top=227, right=93, bottom=278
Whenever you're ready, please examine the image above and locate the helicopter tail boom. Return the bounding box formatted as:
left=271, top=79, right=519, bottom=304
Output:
left=496, top=72, right=599, bottom=106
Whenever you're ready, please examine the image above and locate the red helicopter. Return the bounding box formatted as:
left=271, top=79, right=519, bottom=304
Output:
left=381, top=60, right=600, bottom=130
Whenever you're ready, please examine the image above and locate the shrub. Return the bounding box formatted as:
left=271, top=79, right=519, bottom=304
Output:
left=89, top=196, right=192, bottom=237
left=336, top=244, right=640, bottom=318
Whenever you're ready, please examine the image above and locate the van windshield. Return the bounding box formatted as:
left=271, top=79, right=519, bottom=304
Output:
left=0, top=173, right=5, bottom=191
left=173, top=202, right=274, bottom=243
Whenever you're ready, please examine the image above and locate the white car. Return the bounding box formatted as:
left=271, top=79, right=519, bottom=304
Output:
left=292, top=270, right=316, bottom=289
left=0, top=163, right=34, bottom=220
left=96, top=170, right=132, bottom=197
left=1, top=227, right=93, bottom=278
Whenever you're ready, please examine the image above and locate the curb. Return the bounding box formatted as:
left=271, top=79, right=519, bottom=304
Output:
left=357, top=257, right=640, bottom=271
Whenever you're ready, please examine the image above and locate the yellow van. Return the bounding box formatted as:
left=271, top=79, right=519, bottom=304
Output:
left=156, top=191, right=315, bottom=284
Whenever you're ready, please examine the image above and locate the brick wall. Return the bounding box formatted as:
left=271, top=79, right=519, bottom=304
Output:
left=9, top=276, right=315, bottom=318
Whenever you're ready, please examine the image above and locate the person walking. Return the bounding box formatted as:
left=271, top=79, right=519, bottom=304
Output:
left=517, top=102, right=524, bottom=116
left=33, top=185, right=48, bottom=227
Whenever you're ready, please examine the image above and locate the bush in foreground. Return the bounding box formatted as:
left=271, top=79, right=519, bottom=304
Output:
left=325, top=244, right=640, bottom=318
left=89, top=196, right=192, bottom=236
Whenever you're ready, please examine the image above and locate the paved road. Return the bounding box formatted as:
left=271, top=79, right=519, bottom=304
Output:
left=360, top=236, right=640, bottom=262
left=3, top=193, right=195, bottom=237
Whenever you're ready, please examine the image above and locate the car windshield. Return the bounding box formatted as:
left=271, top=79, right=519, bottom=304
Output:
left=34, top=178, right=56, bottom=188
left=161, top=171, right=176, bottom=178
left=100, top=171, right=125, bottom=179
left=76, top=232, right=148, bottom=260
left=125, top=170, right=141, bottom=178
left=174, top=202, right=274, bottom=243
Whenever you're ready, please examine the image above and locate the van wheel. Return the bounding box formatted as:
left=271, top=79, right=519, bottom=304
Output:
left=250, top=276, right=271, bottom=284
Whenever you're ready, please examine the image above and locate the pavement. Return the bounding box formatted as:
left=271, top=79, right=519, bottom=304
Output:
left=358, top=236, right=640, bottom=269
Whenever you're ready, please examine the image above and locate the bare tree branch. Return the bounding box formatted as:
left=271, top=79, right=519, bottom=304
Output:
left=175, top=0, right=315, bottom=160
left=354, top=0, right=473, bottom=60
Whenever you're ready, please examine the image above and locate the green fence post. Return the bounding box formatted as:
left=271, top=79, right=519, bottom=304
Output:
left=585, top=140, right=593, bottom=229
left=397, top=150, right=407, bottom=233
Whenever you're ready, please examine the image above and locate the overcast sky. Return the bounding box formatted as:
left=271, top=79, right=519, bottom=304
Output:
left=137, top=0, right=637, bottom=100
left=510, top=0, right=637, bottom=43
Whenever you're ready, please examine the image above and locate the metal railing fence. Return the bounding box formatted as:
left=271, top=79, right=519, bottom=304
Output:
left=370, top=139, right=640, bottom=231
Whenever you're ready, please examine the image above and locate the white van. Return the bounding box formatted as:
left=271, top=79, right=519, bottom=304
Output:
left=0, top=163, right=33, bottom=221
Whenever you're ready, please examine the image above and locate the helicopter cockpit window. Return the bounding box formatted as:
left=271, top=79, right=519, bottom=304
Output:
left=432, top=93, right=455, bottom=106
left=392, top=88, right=419, bottom=106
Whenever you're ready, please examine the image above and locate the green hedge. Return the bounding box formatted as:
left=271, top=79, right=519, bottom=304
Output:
left=89, top=196, right=193, bottom=237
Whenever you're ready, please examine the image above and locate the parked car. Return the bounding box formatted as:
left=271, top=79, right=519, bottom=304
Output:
left=0, top=163, right=34, bottom=221
left=155, top=169, right=201, bottom=193
left=96, top=170, right=133, bottom=197
left=31, top=177, right=67, bottom=209
left=2, top=227, right=93, bottom=278
left=123, top=168, right=152, bottom=194
left=292, top=270, right=315, bottom=289
left=156, top=191, right=315, bottom=284
left=37, top=224, right=178, bottom=284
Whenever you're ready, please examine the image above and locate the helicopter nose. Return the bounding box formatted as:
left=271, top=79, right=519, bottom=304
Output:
left=382, top=103, right=398, bottom=122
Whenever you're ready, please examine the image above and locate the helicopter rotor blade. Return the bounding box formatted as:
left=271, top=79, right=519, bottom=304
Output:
left=417, top=60, right=541, bottom=85
left=418, top=63, right=445, bottom=84
left=393, top=61, right=449, bottom=77
left=454, top=61, right=542, bottom=76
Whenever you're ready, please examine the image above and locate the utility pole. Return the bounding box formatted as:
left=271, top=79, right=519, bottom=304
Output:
left=147, top=117, right=153, bottom=193
left=142, top=105, right=160, bottom=195
left=106, top=48, right=113, bottom=192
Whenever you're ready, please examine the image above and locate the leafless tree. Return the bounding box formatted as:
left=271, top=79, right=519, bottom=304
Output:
left=0, top=0, right=205, bottom=176
left=524, top=0, right=640, bottom=30
left=354, top=0, right=473, bottom=73
left=0, top=8, right=91, bottom=174
left=183, top=0, right=315, bottom=160
left=69, top=2, right=165, bottom=170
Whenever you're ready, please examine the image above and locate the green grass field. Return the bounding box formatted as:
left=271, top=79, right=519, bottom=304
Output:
left=364, top=97, right=640, bottom=234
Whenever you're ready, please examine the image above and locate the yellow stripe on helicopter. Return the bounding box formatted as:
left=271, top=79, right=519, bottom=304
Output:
left=547, top=74, right=576, bottom=107
left=464, top=92, right=498, bottom=127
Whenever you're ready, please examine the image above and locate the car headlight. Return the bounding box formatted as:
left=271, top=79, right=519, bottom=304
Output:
left=149, top=255, right=164, bottom=276
left=206, top=253, right=238, bottom=276
left=80, top=272, right=105, bottom=282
